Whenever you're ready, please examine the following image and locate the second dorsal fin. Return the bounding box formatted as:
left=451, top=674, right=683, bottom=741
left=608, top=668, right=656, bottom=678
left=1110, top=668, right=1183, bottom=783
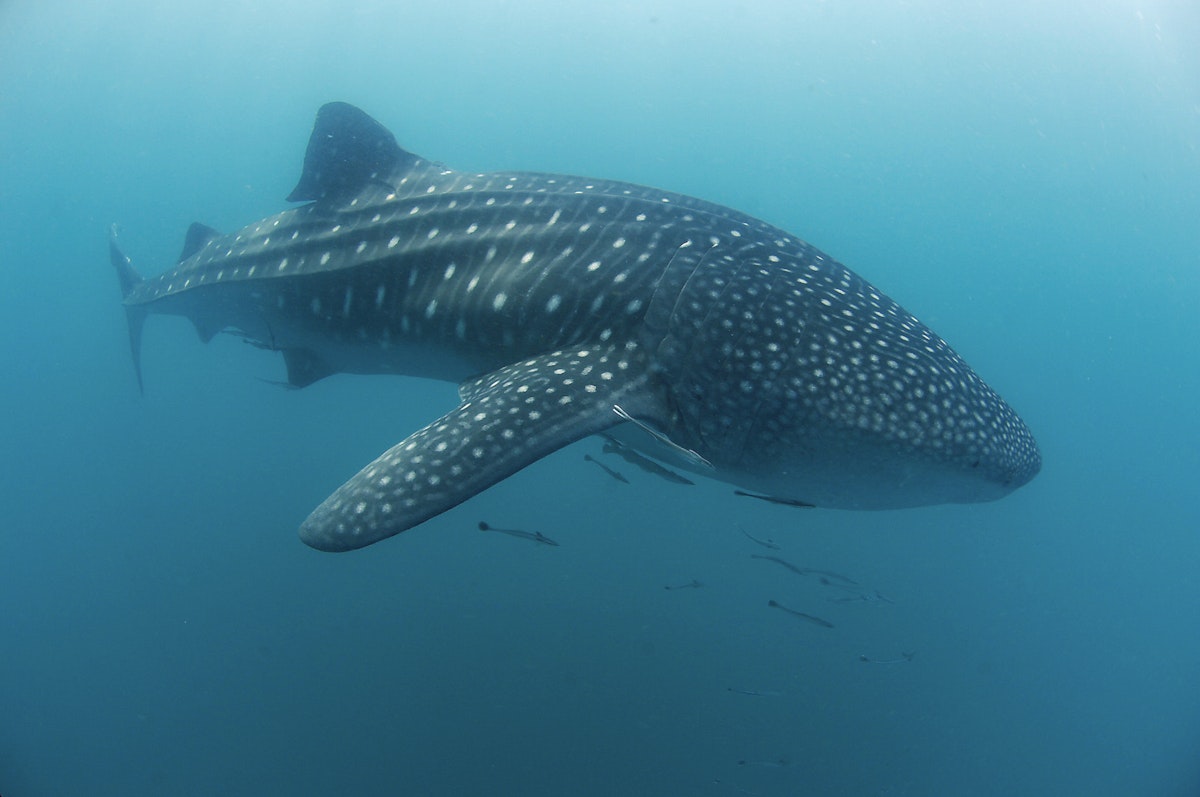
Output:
left=178, top=222, right=221, bottom=263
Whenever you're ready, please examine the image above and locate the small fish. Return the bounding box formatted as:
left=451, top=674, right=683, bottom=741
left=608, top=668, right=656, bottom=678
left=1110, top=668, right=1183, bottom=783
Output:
left=750, top=554, right=807, bottom=577
left=808, top=569, right=859, bottom=586
left=583, top=453, right=630, bottom=484
left=830, top=589, right=895, bottom=605
left=859, top=652, right=915, bottom=665
left=733, top=489, right=815, bottom=508
left=478, top=521, right=559, bottom=546
left=737, top=758, right=790, bottom=768
left=767, top=599, right=834, bottom=628
left=612, top=405, right=712, bottom=470
left=817, top=576, right=854, bottom=590
left=599, top=434, right=695, bottom=485
left=726, top=687, right=781, bottom=697
left=664, top=579, right=703, bottom=590
left=737, top=524, right=781, bottom=550
left=751, top=554, right=861, bottom=588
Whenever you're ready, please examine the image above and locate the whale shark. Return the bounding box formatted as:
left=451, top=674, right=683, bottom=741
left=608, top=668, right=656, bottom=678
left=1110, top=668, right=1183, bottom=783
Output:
left=110, top=102, right=1040, bottom=552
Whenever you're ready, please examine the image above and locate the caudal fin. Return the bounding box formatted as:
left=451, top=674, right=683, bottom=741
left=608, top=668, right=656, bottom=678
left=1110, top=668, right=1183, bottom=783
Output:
left=108, top=225, right=147, bottom=394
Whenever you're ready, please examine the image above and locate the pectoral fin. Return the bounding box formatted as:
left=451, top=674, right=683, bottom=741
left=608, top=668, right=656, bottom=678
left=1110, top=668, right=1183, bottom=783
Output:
left=299, top=344, right=661, bottom=551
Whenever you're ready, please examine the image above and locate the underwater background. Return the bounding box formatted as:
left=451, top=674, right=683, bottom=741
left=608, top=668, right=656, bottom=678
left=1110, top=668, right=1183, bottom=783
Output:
left=1, top=1, right=1197, bottom=794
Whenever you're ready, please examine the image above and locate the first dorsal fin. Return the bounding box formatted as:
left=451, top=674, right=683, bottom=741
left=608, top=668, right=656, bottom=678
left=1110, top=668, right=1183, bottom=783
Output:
left=286, top=102, right=417, bottom=204
left=178, top=222, right=221, bottom=263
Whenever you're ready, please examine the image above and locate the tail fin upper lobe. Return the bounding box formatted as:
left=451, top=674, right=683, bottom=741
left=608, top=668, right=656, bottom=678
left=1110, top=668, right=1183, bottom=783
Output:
left=109, top=225, right=147, bottom=394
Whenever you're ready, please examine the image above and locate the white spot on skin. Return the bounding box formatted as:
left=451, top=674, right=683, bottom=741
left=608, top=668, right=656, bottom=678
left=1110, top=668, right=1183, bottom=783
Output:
left=388, top=235, right=400, bottom=248
left=493, top=293, right=507, bottom=311
left=546, top=295, right=562, bottom=312
left=320, top=252, right=331, bottom=266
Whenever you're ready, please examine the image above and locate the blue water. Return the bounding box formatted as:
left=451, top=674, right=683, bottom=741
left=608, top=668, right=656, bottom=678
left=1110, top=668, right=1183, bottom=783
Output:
left=2, top=1, right=1198, bottom=794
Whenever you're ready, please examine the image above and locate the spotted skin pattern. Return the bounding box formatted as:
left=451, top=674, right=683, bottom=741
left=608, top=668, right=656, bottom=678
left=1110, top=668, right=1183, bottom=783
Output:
left=111, top=103, right=1040, bottom=551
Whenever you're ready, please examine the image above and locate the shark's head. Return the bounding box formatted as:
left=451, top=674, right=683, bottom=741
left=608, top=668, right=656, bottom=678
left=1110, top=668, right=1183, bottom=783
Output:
left=794, top=343, right=1044, bottom=509
left=809, top=374, right=1043, bottom=509
left=640, top=236, right=1042, bottom=512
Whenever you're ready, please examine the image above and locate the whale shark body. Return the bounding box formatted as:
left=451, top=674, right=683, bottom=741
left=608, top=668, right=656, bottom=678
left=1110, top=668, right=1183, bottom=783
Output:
left=111, top=102, right=1040, bottom=551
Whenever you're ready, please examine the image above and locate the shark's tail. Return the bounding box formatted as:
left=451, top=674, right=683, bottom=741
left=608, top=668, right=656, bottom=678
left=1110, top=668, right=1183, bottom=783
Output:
left=108, top=225, right=147, bottom=394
